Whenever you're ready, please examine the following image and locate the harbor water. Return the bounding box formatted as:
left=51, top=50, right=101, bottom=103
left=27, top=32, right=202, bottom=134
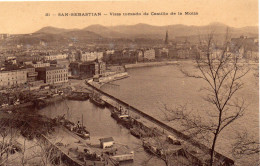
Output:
left=37, top=63, right=258, bottom=166
left=101, top=63, right=259, bottom=166
left=37, top=100, right=165, bottom=166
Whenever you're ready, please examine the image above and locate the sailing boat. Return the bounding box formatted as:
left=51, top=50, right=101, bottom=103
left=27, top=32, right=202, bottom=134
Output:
left=72, top=114, right=90, bottom=139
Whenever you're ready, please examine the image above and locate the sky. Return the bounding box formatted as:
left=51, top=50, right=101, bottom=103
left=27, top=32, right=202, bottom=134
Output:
left=0, top=0, right=258, bottom=34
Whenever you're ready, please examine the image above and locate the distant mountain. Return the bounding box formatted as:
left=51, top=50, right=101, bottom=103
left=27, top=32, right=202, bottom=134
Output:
left=83, top=25, right=124, bottom=38
left=35, top=26, right=75, bottom=34
left=105, top=23, right=258, bottom=39
left=7, top=23, right=258, bottom=45
left=34, top=23, right=258, bottom=39
left=60, top=30, right=103, bottom=41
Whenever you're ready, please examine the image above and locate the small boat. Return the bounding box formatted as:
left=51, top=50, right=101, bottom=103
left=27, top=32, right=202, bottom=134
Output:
left=67, top=92, right=89, bottom=101
left=72, top=125, right=90, bottom=139
left=55, top=115, right=90, bottom=140
left=89, top=93, right=106, bottom=108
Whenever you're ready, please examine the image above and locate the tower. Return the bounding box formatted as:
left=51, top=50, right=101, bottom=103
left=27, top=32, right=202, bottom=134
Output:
left=165, top=30, right=169, bottom=45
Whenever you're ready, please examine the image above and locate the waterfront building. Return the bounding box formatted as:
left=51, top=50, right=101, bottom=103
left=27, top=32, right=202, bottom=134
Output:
left=155, top=48, right=169, bottom=59
left=36, top=67, right=68, bottom=84
left=79, top=62, right=97, bottom=77
left=0, top=69, right=27, bottom=88
left=70, top=60, right=106, bottom=77
left=99, top=137, right=114, bottom=149
left=106, top=65, right=125, bottom=73
left=143, top=49, right=155, bottom=60
left=137, top=50, right=144, bottom=62
left=97, top=60, right=106, bottom=75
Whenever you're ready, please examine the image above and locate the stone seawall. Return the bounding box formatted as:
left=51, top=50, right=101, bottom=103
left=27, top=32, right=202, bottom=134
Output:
left=86, top=81, right=235, bottom=165
left=124, top=61, right=178, bottom=69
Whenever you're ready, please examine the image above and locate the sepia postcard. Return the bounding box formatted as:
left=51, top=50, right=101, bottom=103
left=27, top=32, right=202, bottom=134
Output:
left=0, top=0, right=259, bottom=166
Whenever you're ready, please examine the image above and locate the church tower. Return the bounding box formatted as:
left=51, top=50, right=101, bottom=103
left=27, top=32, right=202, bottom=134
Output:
left=164, top=30, right=169, bottom=45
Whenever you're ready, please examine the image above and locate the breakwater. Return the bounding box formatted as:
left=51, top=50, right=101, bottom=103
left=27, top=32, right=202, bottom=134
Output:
left=86, top=81, right=234, bottom=165
left=124, top=61, right=178, bottom=69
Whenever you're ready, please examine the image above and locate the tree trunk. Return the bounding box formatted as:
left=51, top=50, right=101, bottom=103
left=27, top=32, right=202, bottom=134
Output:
left=210, top=133, right=218, bottom=166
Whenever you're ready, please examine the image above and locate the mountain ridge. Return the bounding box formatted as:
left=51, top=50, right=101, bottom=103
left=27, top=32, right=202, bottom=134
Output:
left=35, top=23, right=258, bottom=39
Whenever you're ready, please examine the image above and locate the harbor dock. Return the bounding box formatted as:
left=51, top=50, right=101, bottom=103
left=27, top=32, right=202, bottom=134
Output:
left=86, top=81, right=235, bottom=166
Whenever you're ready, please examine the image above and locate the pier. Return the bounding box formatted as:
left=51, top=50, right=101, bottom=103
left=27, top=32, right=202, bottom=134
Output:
left=86, top=81, right=235, bottom=165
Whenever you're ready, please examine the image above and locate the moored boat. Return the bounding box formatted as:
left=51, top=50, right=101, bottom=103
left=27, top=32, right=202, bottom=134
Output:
left=67, top=92, right=89, bottom=101
left=54, top=115, right=90, bottom=140
left=89, top=93, right=106, bottom=108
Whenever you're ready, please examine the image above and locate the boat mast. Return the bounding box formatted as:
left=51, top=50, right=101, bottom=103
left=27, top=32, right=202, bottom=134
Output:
left=82, top=114, right=83, bottom=127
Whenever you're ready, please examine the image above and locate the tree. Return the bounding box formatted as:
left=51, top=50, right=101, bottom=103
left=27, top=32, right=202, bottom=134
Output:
left=164, top=29, right=250, bottom=165
left=232, top=131, right=260, bottom=165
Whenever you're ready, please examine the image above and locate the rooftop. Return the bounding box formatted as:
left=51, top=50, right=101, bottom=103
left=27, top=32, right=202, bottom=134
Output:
left=35, top=66, right=65, bottom=71
left=99, top=137, right=114, bottom=143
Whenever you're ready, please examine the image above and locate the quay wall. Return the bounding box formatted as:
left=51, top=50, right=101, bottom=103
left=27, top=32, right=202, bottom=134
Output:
left=86, top=82, right=234, bottom=165
left=0, top=101, right=34, bottom=111
left=124, top=61, right=178, bottom=69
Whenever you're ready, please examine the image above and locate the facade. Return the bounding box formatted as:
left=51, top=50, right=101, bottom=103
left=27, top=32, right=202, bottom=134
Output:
left=68, top=52, right=77, bottom=62
left=32, top=62, right=50, bottom=68
left=70, top=60, right=106, bottom=77
left=80, top=51, right=103, bottom=62
left=44, top=54, right=68, bottom=61
left=79, top=62, right=97, bottom=77
left=143, top=49, right=155, bottom=60
left=155, top=48, right=169, bottom=58
left=105, top=50, right=115, bottom=55
left=36, top=67, right=68, bottom=84
left=26, top=67, right=38, bottom=82
left=0, top=69, right=27, bottom=88
left=69, top=62, right=80, bottom=76
left=137, top=50, right=144, bottom=62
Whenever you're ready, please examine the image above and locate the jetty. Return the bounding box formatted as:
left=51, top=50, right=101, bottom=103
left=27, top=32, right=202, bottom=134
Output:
left=86, top=81, right=235, bottom=166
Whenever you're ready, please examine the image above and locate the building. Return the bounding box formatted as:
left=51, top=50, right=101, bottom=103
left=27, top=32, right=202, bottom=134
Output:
left=70, top=60, right=106, bottom=77
left=69, top=62, right=80, bottom=76
left=137, top=50, right=144, bottom=62
left=155, top=48, right=169, bottom=59
left=32, top=62, right=50, bottom=68
left=36, top=67, right=68, bottom=84
left=44, top=54, right=68, bottom=61
left=5, top=56, right=17, bottom=65
left=0, top=69, right=27, bottom=88
left=68, top=52, right=77, bottom=62
left=80, top=51, right=103, bottom=62
left=79, top=62, right=97, bottom=77
left=105, top=50, right=115, bottom=55
left=99, top=137, right=114, bottom=149
left=143, top=49, right=155, bottom=60
left=26, top=67, right=38, bottom=82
